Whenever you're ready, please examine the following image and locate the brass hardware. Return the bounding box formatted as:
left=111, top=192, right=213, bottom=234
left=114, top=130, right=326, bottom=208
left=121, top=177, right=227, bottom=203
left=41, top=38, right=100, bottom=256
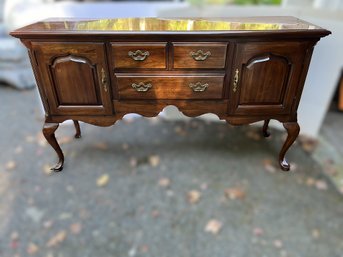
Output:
left=128, top=50, right=150, bottom=61
left=190, top=50, right=211, bottom=61
left=101, top=68, right=108, bottom=92
left=131, top=82, right=152, bottom=92
left=189, top=82, right=209, bottom=92
left=233, top=69, right=239, bottom=93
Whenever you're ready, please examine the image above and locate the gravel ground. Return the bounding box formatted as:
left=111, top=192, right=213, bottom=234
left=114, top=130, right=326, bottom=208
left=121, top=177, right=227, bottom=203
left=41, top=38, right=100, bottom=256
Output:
left=0, top=85, right=343, bottom=257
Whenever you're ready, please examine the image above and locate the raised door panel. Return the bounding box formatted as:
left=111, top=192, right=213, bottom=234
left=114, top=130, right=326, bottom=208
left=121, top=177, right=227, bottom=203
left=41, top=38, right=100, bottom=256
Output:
left=32, top=42, right=112, bottom=115
left=229, top=42, right=308, bottom=116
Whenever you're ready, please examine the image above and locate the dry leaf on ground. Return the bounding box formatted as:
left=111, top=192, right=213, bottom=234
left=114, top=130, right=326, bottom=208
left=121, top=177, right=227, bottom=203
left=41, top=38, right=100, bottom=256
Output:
left=174, top=126, right=187, bottom=136
left=298, top=136, right=318, bottom=153
left=96, top=174, right=110, bottom=187
left=70, top=223, right=82, bottom=235
left=59, top=136, right=73, bottom=145
left=263, top=159, right=276, bottom=173
left=306, top=177, right=316, bottom=186
left=27, top=243, right=39, bottom=255
left=187, top=190, right=201, bottom=204
left=312, top=229, right=320, bottom=239
left=253, top=227, right=264, bottom=237
left=5, top=161, right=16, bottom=171
left=246, top=130, right=261, bottom=141
left=149, top=155, right=160, bottom=167
left=224, top=187, right=246, bottom=200
left=93, top=142, right=109, bottom=150
left=315, top=180, right=328, bottom=190
left=46, top=230, right=67, bottom=247
left=205, top=219, right=222, bottom=235
left=139, top=245, right=149, bottom=253
left=273, top=240, right=283, bottom=249
left=14, top=146, right=23, bottom=154
left=122, top=143, right=129, bottom=150
left=158, top=178, right=170, bottom=188
left=130, top=157, right=138, bottom=168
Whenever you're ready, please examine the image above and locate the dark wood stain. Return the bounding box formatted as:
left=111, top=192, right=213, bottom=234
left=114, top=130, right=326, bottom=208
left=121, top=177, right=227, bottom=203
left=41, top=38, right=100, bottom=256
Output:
left=10, top=17, right=331, bottom=172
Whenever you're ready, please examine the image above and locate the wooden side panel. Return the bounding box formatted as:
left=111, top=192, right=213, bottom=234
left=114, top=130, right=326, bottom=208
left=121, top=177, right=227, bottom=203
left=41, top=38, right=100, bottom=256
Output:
left=230, top=41, right=308, bottom=115
left=172, top=43, right=227, bottom=69
left=51, top=56, right=100, bottom=105
left=239, top=54, right=290, bottom=105
left=32, top=42, right=112, bottom=116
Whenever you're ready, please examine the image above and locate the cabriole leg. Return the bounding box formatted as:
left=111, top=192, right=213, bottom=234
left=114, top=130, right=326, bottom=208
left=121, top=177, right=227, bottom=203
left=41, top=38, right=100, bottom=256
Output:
left=279, top=122, right=300, bottom=171
left=262, top=119, right=271, bottom=137
left=42, top=122, right=64, bottom=172
left=73, top=120, right=81, bottom=138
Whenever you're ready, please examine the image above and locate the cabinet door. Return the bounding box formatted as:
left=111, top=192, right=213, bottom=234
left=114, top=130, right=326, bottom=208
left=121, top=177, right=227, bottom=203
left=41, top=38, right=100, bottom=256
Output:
left=229, top=42, right=308, bottom=115
left=32, top=42, right=112, bottom=115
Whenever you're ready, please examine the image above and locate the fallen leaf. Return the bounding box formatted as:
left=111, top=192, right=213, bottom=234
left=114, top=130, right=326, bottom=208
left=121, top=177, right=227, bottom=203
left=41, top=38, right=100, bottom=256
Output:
left=224, top=187, right=246, bottom=200
left=158, top=178, right=170, bottom=188
left=25, top=135, right=35, bottom=143
left=93, top=142, right=108, bottom=150
left=70, top=223, right=82, bottom=235
left=59, top=136, right=73, bottom=145
left=122, top=143, right=129, bottom=151
left=205, top=219, right=222, bottom=235
left=187, top=190, right=201, bottom=204
left=253, top=227, right=264, bottom=237
left=149, top=155, right=160, bottom=167
left=323, top=160, right=337, bottom=176
left=246, top=130, right=261, bottom=141
left=306, top=177, right=316, bottom=186
left=46, top=230, right=67, bottom=247
left=298, top=136, right=318, bottom=153
left=14, top=146, right=23, bottom=154
left=130, top=157, right=138, bottom=168
left=5, top=161, right=16, bottom=171
left=273, top=240, right=283, bottom=249
left=27, top=243, right=39, bottom=255
left=315, top=180, right=328, bottom=190
left=312, top=229, right=320, bottom=239
left=59, top=212, right=72, bottom=220
left=263, top=159, right=276, bottom=173
left=96, top=174, right=110, bottom=187
left=139, top=245, right=149, bottom=253
left=43, top=220, right=54, bottom=229
left=11, top=231, right=19, bottom=240
left=200, top=183, right=208, bottom=190
left=174, top=126, right=187, bottom=136
left=151, top=210, right=160, bottom=218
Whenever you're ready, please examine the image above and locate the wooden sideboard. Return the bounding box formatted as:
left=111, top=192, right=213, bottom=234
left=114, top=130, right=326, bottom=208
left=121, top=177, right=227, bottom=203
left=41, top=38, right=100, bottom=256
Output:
left=10, top=17, right=330, bottom=172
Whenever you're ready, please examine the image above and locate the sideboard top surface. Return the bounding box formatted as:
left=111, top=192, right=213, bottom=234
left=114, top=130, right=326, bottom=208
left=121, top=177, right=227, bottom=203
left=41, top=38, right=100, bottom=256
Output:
left=11, top=16, right=330, bottom=38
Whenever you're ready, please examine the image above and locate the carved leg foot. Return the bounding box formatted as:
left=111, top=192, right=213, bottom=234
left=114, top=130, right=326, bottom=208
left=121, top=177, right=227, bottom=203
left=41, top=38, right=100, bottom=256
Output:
left=279, top=122, right=300, bottom=171
left=262, top=119, right=271, bottom=137
left=73, top=120, right=81, bottom=139
left=42, top=122, right=64, bottom=172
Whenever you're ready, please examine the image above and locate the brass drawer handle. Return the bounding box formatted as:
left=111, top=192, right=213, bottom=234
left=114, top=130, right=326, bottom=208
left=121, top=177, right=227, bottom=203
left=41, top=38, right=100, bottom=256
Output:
left=131, top=82, right=152, bottom=92
left=128, top=50, right=150, bottom=61
left=190, top=50, right=211, bottom=61
left=233, top=69, right=239, bottom=93
left=189, top=82, right=209, bottom=92
left=101, top=68, right=108, bottom=92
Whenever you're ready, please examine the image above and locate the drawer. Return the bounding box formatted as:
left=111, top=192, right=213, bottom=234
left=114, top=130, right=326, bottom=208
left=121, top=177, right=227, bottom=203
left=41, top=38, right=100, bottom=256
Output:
left=172, top=43, right=227, bottom=69
left=116, top=74, right=225, bottom=100
left=111, top=42, right=167, bottom=69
